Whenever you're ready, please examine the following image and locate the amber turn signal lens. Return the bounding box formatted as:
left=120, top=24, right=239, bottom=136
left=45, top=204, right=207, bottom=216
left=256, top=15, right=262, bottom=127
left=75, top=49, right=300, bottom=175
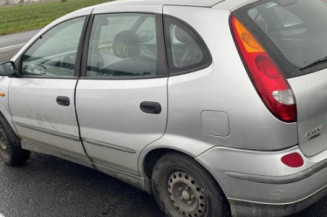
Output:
left=232, top=18, right=264, bottom=53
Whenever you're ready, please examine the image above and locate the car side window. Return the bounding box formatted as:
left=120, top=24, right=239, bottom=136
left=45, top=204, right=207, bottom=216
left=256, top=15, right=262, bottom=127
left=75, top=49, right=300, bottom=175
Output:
left=21, top=17, right=86, bottom=78
left=86, top=14, right=158, bottom=78
left=164, top=16, right=211, bottom=74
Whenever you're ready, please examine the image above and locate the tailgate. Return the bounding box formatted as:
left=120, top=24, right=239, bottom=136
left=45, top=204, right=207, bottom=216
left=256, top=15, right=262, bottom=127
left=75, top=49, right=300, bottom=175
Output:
left=288, top=69, right=327, bottom=157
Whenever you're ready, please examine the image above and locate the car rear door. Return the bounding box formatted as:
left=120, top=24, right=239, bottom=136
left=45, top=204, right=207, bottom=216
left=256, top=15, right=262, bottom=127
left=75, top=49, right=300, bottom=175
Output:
left=76, top=10, right=168, bottom=174
left=9, top=16, right=90, bottom=163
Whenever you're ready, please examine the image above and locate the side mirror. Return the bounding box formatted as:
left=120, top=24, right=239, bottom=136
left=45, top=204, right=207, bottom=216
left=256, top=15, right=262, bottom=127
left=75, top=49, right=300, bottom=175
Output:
left=0, top=61, right=16, bottom=76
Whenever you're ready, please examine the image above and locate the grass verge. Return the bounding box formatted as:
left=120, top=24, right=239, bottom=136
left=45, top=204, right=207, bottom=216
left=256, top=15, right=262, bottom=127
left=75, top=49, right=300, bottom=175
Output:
left=0, top=0, right=110, bottom=35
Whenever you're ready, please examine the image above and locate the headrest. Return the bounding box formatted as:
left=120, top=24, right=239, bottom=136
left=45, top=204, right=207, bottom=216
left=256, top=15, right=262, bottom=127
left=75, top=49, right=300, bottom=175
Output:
left=113, top=30, right=140, bottom=58
left=174, top=27, right=191, bottom=43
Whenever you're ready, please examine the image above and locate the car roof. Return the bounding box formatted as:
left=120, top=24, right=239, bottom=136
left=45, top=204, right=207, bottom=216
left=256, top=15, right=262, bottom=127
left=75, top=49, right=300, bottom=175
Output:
left=213, top=0, right=259, bottom=11
left=95, top=0, right=225, bottom=8
left=91, top=0, right=260, bottom=11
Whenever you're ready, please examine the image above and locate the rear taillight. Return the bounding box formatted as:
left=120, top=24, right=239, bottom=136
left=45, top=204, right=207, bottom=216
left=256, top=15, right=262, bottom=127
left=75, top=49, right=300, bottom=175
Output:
left=230, top=16, right=297, bottom=122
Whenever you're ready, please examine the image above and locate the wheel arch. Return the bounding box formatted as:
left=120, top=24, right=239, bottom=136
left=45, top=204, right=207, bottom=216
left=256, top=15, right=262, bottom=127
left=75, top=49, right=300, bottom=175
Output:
left=141, top=147, right=229, bottom=201
left=0, top=77, right=19, bottom=136
left=144, top=148, right=232, bottom=216
left=0, top=110, right=18, bottom=136
left=142, top=148, right=182, bottom=179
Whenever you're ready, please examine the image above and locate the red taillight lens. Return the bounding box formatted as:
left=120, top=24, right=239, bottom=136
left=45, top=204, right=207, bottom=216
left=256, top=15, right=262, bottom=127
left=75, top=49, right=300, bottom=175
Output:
left=281, top=152, right=304, bottom=168
left=230, top=16, right=297, bottom=122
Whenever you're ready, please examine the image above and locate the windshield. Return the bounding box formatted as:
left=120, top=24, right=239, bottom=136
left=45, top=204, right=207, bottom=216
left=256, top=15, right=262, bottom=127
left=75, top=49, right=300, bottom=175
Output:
left=236, top=0, right=327, bottom=77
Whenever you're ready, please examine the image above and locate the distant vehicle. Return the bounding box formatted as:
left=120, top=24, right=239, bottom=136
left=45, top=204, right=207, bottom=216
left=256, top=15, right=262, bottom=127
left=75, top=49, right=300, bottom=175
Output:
left=1, top=0, right=327, bottom=216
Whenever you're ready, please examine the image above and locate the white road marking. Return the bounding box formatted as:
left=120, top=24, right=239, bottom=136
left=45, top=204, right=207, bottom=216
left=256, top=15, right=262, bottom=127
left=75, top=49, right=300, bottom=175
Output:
left=0, top=43, right=25, bottom=51
left=0, top=213, right=5, bottom=217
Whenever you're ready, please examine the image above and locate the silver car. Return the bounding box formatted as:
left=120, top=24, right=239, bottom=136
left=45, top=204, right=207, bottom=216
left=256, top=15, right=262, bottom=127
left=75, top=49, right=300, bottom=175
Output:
left=1, top=0, right=327, bottom=216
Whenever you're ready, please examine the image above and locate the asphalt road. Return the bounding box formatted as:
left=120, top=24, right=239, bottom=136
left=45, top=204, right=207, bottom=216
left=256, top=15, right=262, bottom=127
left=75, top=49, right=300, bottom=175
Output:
left=0, top=154, right=164, bottom=217
left=0, top=29, right=39, bottom=63
left=1, top=30, right=327, bottom=217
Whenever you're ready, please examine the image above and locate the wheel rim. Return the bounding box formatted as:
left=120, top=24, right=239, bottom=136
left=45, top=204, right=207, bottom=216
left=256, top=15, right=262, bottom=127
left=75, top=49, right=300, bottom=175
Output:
left=167, top=171, right=207, bottom=217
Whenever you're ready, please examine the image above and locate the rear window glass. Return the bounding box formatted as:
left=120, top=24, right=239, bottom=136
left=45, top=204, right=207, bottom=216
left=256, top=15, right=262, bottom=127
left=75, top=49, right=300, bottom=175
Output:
left=235, top=0, right=327, bottom=78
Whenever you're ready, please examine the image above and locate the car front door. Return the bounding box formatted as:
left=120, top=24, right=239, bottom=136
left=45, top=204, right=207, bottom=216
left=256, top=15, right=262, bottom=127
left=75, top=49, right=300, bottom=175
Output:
left=9, top=17, right=90, bottom=164
left=76, top=12, right=168, bottom=175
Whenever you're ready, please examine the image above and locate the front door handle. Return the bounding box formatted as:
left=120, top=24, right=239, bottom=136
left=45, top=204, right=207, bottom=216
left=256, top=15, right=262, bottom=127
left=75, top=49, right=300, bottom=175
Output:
left=56, top=96, right=70, bottom=106
left=140, top=101, right=162, bottom=114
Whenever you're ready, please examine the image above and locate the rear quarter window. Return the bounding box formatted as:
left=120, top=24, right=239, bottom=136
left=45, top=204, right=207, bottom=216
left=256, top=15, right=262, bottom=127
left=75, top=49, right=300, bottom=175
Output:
left=164, top=16, right=212, bottom=75
left=234, top=0, right=327, bottom=78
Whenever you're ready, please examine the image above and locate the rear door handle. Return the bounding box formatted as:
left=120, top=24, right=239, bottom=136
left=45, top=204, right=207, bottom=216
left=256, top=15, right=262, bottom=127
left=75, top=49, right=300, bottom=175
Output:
left=56, top=96, right=70, bottom=106
left=140, top=101, right=162, bottom=114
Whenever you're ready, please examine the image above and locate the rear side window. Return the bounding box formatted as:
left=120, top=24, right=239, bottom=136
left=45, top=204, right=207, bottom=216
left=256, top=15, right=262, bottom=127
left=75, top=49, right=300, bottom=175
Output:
left=235, top=0, right=327, bottom=78
left=86, top=13, right=159, bottom=78
left=164, top=16, right=211, bottom=74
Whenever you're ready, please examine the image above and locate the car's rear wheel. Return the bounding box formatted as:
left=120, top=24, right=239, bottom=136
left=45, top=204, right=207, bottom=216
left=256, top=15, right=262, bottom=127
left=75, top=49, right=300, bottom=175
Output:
left=0, top=114, right=30, bottom=166
left=151, top=153, right=230, bottom=217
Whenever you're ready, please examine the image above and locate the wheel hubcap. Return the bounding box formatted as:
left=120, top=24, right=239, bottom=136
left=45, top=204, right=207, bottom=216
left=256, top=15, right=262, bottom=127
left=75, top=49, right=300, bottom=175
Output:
left=168, top=171, right=207, bottom=217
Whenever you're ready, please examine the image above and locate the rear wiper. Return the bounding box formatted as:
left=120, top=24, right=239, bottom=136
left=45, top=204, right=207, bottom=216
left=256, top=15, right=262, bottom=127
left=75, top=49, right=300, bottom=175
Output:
left=300, top=56, right=327, bottom=71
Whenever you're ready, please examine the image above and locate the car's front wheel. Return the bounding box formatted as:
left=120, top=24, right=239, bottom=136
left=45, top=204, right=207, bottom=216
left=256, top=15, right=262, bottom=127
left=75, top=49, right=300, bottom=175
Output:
left=0, top=114, right=30, bottom=166
left=151, top=153, right=230, bottom=217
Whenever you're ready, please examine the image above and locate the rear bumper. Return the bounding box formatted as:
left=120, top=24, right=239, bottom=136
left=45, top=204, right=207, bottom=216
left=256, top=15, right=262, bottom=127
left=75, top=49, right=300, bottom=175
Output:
left=196, top=146, right=327, bottom=217
left=228, top=186, right=327, bottom=217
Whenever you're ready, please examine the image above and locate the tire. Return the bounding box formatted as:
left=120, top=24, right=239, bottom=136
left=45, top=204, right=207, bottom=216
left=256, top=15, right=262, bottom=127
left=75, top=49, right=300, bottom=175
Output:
left=152, top=153, right=231, bottom=217
left=0, top=114, right=30, bottom=166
